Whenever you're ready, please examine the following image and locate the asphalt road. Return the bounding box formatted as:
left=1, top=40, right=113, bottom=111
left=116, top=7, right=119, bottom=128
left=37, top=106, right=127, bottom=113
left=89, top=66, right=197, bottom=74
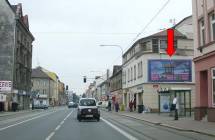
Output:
left=0, top=107, right=214, bottom=140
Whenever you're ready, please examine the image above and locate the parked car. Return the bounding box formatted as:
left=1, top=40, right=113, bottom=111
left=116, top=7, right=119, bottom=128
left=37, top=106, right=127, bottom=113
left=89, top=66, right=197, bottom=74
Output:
left=68, top=101, right=78, bottom=108
left=33, top=99, right=48, bottom=109
left=96, top=101, right=108, bottom=108
left=77, top=98, right=100, bottom=122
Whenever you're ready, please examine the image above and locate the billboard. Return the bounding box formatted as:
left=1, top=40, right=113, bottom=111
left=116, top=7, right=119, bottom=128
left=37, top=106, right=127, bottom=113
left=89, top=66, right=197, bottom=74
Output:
left=0, top=81, right=12, bottom=92
left=148, top=60, right=192, bottom=82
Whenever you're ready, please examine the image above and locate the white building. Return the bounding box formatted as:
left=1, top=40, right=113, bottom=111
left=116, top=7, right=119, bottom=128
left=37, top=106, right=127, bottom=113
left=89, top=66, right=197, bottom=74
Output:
left=122, top=16, right=196, bottom=115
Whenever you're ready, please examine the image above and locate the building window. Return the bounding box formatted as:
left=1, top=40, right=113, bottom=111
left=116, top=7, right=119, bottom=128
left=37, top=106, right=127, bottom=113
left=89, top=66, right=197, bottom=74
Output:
left=131, top=67, right=133, bottom=81
left=140, top=41, right=152, bottom=52
left=138, top=61, right=143, bottom=78
left=128, top=69, right=130, bottom=82
left=212, top=68, right=215, bottom=106
left=160, top=40, right=167, bottom=52
left=122, top=71, right=126, bottom=84
left=210, top=13, right=215, bottom=42
left=199, top=19, right=205, bottom=46
left=152, top=39, right=159, bottom=53
left=134, top=65, right=136, bottom=80
left=160, top=40, right=177, bottom=53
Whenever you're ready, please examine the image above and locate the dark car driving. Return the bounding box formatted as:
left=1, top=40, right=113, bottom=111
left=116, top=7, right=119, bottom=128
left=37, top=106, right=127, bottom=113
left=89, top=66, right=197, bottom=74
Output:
left=77, top=98, right=100, bottom=122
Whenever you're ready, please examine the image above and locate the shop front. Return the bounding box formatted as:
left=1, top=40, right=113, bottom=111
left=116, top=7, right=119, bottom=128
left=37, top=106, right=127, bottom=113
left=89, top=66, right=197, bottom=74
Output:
left=158, top=88, right=192, bottom=116
left=0, top=94, right=6, bottom=111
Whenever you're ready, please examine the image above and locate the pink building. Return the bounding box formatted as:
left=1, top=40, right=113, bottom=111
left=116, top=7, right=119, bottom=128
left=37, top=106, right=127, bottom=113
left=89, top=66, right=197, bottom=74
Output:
left=192, top=0, right=215, bottom=122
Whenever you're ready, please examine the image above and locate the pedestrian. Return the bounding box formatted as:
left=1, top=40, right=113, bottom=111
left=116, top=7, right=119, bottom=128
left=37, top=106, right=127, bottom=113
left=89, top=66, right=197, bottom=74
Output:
left=108, top=100, right=112, bottom=111
left=172, top=95, right=179, bottom=120
left=133, top=98, right=136, bottom=111
left=129, top=100, right=133, bottom=112
left=115, top=101, right=119, bottom=112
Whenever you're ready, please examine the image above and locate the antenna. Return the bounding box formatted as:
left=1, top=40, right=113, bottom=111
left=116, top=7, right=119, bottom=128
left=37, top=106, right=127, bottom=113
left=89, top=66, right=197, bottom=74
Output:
left=169, top=18, right=176, bottom=26
left=36, top=56, right=40, bottom=66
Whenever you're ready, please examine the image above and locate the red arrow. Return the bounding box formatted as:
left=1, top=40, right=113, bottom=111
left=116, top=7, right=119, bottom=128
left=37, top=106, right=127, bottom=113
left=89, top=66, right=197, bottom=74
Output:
left=166, top=28, right=175, bottom=57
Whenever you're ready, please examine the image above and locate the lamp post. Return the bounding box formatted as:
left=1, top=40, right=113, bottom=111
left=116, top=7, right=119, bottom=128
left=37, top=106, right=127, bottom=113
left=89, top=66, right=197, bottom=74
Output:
left=99, top=44, right=124, bottom=56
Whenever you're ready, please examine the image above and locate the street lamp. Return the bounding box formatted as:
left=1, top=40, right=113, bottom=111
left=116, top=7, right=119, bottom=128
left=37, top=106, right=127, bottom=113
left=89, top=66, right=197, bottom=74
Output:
left=99, top=44, right=124, bottom=56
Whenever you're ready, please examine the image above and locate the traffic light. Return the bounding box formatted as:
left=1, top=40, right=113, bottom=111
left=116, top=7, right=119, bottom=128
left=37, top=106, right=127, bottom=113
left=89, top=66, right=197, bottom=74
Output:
left=83, top=76, right=87, bottom=83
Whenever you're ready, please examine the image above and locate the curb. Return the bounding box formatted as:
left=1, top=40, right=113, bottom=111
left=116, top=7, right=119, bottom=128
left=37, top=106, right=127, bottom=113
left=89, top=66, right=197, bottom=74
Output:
left=102, top=110, right=215, bottom=137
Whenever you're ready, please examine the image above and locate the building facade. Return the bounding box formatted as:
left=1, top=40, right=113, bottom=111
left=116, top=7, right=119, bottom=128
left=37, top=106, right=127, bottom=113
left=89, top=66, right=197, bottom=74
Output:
left=192, top=0, right=215, bottom=122
left=122, top=16, right=195, bottom=115
left=109, top=65, right=123, bottom=106
left=32, top=67, right=60, bottom=106
left=31, top=67, right=52, bottom=106
left=58, top=81, right=67, bottom=106
left=0, top=0, right=34, bottom=111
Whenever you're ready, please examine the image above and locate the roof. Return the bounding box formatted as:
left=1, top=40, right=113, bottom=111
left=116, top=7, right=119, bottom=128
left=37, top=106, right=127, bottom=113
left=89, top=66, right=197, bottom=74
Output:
left=46, top=72, right=58, bottom=82
left=173, top=15, right=192, bottom=29
left=149, top=29, right=185, bottom=38
left=38, top=66, right=59, bottom=82
left=122, top=16, right=191, bottom=57
left=10, top=2, right=34, bottom=40
left=31, top=67, right=50, bottom=79
left=123, top=29, right=186, bottom=57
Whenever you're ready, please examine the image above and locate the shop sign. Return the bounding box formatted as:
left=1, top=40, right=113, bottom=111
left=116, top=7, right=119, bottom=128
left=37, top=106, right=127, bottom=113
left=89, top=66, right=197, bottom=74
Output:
left=0, top=81, right=12, bottom=92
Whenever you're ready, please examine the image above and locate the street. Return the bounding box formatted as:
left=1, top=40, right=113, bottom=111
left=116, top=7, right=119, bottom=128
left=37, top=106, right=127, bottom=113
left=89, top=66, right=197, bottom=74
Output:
left=0, top=107, right=214, bottom=140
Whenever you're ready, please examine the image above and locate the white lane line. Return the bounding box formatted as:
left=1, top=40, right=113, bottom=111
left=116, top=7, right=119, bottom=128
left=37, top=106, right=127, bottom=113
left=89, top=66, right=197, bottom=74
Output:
left=101, top=117, right=139, bottom=140
left=60, top=121, right=64, bottom=125
left=0, top=110, right=58, bottom=132
left=55, top=125, right=61, bottom=131
left=45, top=110, right=74, bottom=140
left=45, top=132, right=55, bottom=140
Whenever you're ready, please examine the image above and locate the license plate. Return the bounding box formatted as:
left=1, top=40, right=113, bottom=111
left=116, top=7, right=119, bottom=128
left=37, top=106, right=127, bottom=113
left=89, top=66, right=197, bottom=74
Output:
left=85, top=115, right=93, bottom=118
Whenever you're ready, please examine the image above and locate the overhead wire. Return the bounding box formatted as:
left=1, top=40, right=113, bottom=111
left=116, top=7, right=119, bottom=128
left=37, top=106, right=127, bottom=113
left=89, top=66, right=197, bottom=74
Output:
left=105, top=0, right=171, bottom=72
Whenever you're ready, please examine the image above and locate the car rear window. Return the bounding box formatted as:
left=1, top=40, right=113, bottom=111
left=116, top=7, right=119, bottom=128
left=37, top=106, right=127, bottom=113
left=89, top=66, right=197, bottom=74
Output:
left=80, top=99, right=96, bottom=106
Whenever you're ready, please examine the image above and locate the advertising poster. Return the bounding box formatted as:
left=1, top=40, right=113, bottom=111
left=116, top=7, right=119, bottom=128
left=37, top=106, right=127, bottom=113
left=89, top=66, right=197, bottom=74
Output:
left=160, top=96, right=170, bottom=112
left=148, top=60, right=192, bottom=82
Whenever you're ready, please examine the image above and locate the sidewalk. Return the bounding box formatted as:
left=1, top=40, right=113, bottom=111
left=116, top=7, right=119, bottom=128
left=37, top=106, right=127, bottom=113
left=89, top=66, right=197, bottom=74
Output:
left=0, top=105, right=66, bottom=118
left=104, top=109, right=215, bottom=137
left=0, top=109, right=41, bottom=117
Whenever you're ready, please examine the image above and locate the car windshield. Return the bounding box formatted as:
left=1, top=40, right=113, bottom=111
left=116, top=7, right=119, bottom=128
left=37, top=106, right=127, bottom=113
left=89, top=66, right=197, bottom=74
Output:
left=80, top=99, right=96, bottom=106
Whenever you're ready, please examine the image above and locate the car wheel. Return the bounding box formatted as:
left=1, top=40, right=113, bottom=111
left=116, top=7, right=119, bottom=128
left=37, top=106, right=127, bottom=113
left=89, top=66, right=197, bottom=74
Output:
left=78, top=118, right=82, bottom=122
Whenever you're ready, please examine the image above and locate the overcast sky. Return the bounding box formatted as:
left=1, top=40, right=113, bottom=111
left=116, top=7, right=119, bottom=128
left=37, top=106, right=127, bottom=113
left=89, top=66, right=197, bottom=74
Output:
left=9, top=0, right=192, bottom=94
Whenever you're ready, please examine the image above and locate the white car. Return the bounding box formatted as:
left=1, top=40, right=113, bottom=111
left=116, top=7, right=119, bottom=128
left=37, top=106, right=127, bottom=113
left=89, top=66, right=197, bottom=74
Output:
left=77, top=98, right=100, bottom=122
left=96, top=101, right=108, bottom=108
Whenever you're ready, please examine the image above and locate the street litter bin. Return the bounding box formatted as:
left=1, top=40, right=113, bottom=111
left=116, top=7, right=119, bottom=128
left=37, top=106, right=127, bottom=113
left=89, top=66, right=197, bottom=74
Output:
left=138, top=105, right=144, bottom=113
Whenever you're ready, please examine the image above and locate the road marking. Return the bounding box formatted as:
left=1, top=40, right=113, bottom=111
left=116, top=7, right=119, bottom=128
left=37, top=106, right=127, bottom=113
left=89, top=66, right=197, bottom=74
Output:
left=101, top=117, right=139, bottom=140
left=45, top=132, right=55, bottom=140
left=60, top=121, right=64, bottom=125
left=0, top=110, right=58, bottom=132
left=45, top=110, right=74, bottom=140
left=55, top=125, right=61, bottom=131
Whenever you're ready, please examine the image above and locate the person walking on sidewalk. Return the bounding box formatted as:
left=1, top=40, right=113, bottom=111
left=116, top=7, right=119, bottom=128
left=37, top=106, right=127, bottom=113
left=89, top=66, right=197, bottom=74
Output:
left=108, top=100, right=112, bottom=111
left=115, top=101, right=119, bottom=112
left=172, top=95, right=179, bottom=120
left=129, top=100, right=133, bottom=112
